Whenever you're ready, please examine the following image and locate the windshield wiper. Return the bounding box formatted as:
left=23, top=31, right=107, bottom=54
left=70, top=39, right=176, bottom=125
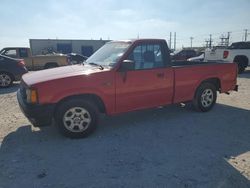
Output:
left=88, top=62, right=104, bottom=70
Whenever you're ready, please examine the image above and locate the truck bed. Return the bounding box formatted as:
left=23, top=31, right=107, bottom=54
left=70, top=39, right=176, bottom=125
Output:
left=171, top=61, right=237, bottom=103
left=172, top=60, right=219, bottom=66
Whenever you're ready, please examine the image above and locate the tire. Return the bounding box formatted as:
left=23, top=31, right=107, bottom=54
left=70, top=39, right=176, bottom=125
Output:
left=238, top=63, right=246, bottom=74
left=44, top=63, right=58, bottom=69
left=0, top=72, right=13, bottom=88
left=55, top=99, right=98, bottom=138
left=234, top=56, right=248, bottom=74
left=192, top=82, right=217, bottom=112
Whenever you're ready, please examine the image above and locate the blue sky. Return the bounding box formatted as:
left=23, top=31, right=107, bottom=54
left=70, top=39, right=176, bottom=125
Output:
left=0, top=0, right=250, bottom=49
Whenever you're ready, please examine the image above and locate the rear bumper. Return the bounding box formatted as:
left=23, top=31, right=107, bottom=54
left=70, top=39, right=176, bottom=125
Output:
left=17, top=89, right=55, bottom=127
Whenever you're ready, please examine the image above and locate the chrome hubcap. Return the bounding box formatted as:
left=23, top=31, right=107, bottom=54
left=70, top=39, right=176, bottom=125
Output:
left=0, top=74, right=11, bottom=86
left=63, top=107, right=91, bottom=132
left=201, top=89, right=214, bottom=107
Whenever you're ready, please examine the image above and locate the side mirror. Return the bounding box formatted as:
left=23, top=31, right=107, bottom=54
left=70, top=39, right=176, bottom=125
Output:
left=120, top=60, right=135, bottom=72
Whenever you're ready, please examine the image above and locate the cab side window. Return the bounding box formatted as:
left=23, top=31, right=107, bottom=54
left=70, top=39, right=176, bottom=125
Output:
left=19, top=48, right=28, bottom=58
left=128, top=44, right=164, bottom=70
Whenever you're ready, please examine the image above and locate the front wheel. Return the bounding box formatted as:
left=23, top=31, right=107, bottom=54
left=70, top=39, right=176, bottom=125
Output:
left=55, top=99, right=98, bottom=138
left=192, top=82, right=217, bottom=112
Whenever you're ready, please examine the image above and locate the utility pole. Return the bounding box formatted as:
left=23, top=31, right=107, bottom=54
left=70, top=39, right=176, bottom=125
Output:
left=169, top=32, right=172, bottom=50
left=174, top=32, right=176, bottom=51
left=209, top=34, right=212, bottom=48
left=244, top=29, right=248, bottom=41
left=190, top=37, right=194, bottom=48
left=205, top=40, right=209, bottom=48
left=227, top=32, right=231, bottom=46
left=205, top=34, right=213, bottom=48
left=219, top=32, right=231, bottom=46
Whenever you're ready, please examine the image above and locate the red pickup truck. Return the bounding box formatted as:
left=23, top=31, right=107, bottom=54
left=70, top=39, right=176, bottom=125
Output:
left=17, top=39, right=238, bottom=138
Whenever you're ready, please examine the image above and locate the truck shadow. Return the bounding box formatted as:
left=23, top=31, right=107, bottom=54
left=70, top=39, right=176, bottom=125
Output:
left=0, top=82, right=20, bottom=95
left=0, top=104, right=249, bottom=187
left=238, top=68, right=250, bottom=79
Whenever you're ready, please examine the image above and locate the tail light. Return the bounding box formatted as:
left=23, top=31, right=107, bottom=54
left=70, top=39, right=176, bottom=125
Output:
left=18, top=60, right=25, bottom=67
left=223, top=51, right=229, bottom=59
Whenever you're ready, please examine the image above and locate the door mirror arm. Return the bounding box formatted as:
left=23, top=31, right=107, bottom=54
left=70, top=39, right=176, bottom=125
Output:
left=119, top=60, right=135, bottom=72
left=119, top=60, right=135, bottom=82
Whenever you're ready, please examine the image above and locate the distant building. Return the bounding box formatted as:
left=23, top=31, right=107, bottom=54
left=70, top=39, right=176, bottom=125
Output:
left=29, top=39, right=110, bottom=56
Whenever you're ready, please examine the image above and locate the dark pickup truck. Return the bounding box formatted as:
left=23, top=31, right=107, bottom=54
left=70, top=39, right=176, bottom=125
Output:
left=17, top=39, right=238, bottom=138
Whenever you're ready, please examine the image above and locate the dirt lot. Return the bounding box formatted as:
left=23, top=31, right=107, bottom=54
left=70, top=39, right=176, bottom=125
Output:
left=0, top=69, right=250, bottom=188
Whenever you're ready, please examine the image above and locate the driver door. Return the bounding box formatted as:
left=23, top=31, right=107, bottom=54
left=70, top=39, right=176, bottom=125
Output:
left=115, top=42, right=174, bottom=113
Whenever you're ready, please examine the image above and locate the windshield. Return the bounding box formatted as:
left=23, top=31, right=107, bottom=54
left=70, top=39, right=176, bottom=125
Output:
left=86, top=42, right=131, bottom=67
left=0, top=49, right=5, bottom=54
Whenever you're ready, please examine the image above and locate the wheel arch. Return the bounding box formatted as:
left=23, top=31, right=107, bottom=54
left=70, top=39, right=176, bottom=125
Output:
left=44, top=62, right=59, bottom=69
left=194, top=77, right=221, bottom=98
left=54, top=94, right=107, bottom=116
left=199, top=77, right=221, bottom=91
left=234, top=55, right=249, bottom=67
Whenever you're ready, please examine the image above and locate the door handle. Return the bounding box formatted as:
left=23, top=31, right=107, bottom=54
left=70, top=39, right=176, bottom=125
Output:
left=156, top=73, right=164, bottom=78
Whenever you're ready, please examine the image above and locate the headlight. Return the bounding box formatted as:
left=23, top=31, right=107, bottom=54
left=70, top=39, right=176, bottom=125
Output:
left=26, top=88, right=38, bottom=103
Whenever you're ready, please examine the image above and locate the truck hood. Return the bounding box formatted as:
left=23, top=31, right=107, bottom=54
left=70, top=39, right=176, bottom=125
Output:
left=22, top=64, right=106, bottom=86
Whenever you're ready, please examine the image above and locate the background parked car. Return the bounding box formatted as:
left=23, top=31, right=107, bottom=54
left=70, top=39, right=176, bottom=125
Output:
left=67, top=53, right=88, bottom=64
left=204, top=41, right=250, bottom=73
left=171, top=49, right=197, bottom=61
left=0, top=47, right=69, bottom=71
left=187, top=53, right=205, bottom=62
left=0, top=54, right=28, bottom=88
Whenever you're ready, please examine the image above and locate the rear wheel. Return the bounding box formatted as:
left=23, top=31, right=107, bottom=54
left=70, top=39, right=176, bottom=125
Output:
left=234, top=56, right=248, bottom=74
left=0, top=72, right=13, bottom=88
left=55, top=99, right=98, bottom=138
left=192, top=82, right=217, bottom=112
left=44, top=63, right=58, bottom=69
left=238, top=63, right=246, bottom=74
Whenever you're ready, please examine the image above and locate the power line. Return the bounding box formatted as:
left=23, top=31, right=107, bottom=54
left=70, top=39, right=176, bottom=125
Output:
left=168, top=28, right=250, bottom=48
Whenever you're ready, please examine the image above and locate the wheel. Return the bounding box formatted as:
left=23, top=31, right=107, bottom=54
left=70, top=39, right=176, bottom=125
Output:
left=192, top=82, right=217, bottom=112
left=238, top=63, right=246, bottom=74
left=44, top=63, right=58, bottom=69
left=0, top=72, right=13, bottom=88
left=55, top=99, right=98, bottom=138
left=234, top=56, right=248, bottom=74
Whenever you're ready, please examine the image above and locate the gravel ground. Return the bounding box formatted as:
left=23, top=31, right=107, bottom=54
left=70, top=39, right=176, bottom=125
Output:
left=0, top=69, right=250, bottom=188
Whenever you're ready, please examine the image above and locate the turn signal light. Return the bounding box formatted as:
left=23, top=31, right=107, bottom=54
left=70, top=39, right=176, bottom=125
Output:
left=26, top=89, right=38, bottom=103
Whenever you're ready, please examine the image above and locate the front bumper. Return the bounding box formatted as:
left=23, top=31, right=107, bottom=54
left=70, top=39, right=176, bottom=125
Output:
left=17, top=89, right=55, bottom=127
